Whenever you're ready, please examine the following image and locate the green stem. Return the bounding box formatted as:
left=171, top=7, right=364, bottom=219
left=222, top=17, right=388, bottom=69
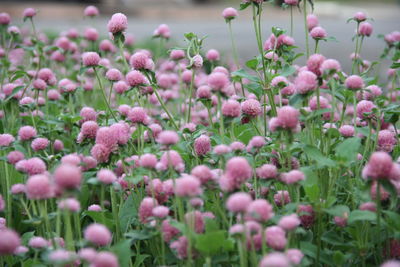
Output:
left=187, top=70, right=195, bottom=123
left=303, top=0, right=310, bottom=58
left=228, top=21, right=240, bottom=69
left=94, top=67, right=117, bottom=121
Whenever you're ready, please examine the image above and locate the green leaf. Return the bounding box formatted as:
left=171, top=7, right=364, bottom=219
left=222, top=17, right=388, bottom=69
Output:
left=390, top=62, right=400, bottom=69
left=119, top=194, right=137, bottom=233
left=245, top=58, right=258, bottom=70
left=324, top=205, right=350, bottom=217
left=195, top=231, right=234, bottom=256
left=5, top=85, right=24, bottom=102
left=83, top=211, right=114, bottom=229
left=112, top=240, right=132, bottom=267
left=303, top=145, right=336, bottom=167
left=239, top=2, right=251, bottom=10
left=335, top=137, right=361, bottom=164
left=280, top=65, right=296, bottom=77
left=348, top=210, right=376, bottom=224
left=231, top=69, right=259, bottom=83
left=125, top=230, right=156, bottom=242
left=304, top=184, right=320, bottom=202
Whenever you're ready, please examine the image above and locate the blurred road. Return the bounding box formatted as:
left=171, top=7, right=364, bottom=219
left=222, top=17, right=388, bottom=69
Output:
left=2, top=2, right=400, bottom=75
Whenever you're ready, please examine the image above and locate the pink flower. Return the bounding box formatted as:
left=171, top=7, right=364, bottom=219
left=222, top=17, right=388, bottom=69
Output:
left=97, top=169, right=117, bottom=185
left=25, top=174, right=53, bottom=200
left=230, top=141, right=245, bottom=151
left=194, top=135, right=211, bottom=156
left=286, top=249, right=304, bottom=265
left=279, top=214, right=301, bottom=231
left=241, top=99, right=261, bottom=117
left=191, top=165, right=214, bottom=184
left=0, top=13, right=11, bottom=25
left=213, top=144, right=232, bottom=155
left=297, top=204, right=315, bottom=228
left=78, top=247, right=97, bottom=262
left=359, top=22, right=373, bottom=37
left=54, top=164, right=82, bottom=189
left=0, top=134, right=14, bottom=147
left=130, top=52, right=152, bottom=70
left=139, top=153, right=158, bottom=169
left=162, top=220, right=180, bottom=242
left=256, top=164, right=278, bottom=179
left=339, top=125, right=355, bottom=137
left=208, top=72, right=229, bottom=91
left=139, top=197, right=158, bottom=223
left=345, top=75, right=364, bottom=90
left=7, top=151, right=24, bottom=165
left=58, top=198, right=81, bottom=212
left=107, top=13, right=128, bottom=34
left=28, top=236, right=48, bottom=249
left=362, top=152, right=394, bottom=180
left=284, top=0, right=299, bottom=5
left=0, top=228, right=21, bottom=255
left=226, top=192, right=252, bottom=213
left=91, top=144, right=111, bottom=163
left=277, top=106, right=299, bottom=129
left=23, top=8, right=36, bottom=18
left=152, top=206, right=169, bottom=218
left=206, top=49, right=220, bottom=61
left=84, top=5, right=99, bottom=17
left=193, top=54, right=203, bottom=68
left=259, top=252, right=290, bottom=267
left=274, top=190, right=291, bottom=206
left=157, top=150, right=185, bottom=172
left=170, top=236, right=190, bottom=259
left=88, top=204, right=102, bottom=212
left=320, top=59, right=341, bottom=74
left=222, top=99, right=241, bottom=117
left=225, top=156, right=252, bottom=186
left=265, top=226, right=287, bottom=250
left=105, top=68, right=122, bottom=81
left=174, top=175, right=202, bottom=197
left=280, top=170, right=305, bottom=184
left=170, top=49, right=185, bottom=60
left=353, top=11, right=367, bottom=22
left=294, top=70, right=317, bottom=94
left=17, top=157, right=46, bottom=175
left=84, top=223, right=111, bottom=246
left=128, top=107, right=147, bottom=124
left=307, top=54, right=326, bottom=76
left=356, top=100, right=375, bottom=119
left=185, top=211, right=204, bottom=233
left=82, top=52, right=100, bottom=67
left=126, top=70, right=147, bottom=87
left=246, top=199, right=274, bottom=222
left=310, top=26, right=327, bottom=39
left=222, top=7, right=238, bottom=20
left=378, top=130, right=397, bottom=152
left=307, top=14, right=319, bottom=31
left=157, top=130, right=179, bottom=146
left=153, top=24, right=170, bottom=38
left=31, top=138, right=49, bottom=151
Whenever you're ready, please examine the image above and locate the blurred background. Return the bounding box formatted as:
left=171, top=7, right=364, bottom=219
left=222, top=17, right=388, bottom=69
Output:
left=1, top=0, right=399, bottom=73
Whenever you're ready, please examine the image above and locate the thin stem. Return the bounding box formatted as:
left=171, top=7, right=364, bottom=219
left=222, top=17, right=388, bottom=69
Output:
left=217, top=93, right=225, bottom=137
left=303, top=0, right=310, bottom=58
left=94, top=67, right=117, bottom=121
left=187, top=70, right=195, bottom=123
left=228, top=21, right=240, bottom=69
left=290, top=6, right=294, bottom=37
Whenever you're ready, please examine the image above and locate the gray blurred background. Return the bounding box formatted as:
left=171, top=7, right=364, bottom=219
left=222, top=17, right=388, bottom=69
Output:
left=1, top=0, right=399, bottom=74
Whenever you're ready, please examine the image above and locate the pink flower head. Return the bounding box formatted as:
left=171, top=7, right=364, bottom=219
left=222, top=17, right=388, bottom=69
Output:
left=54, top=140, right=64, bottom=152
left=175, top=175, right=202, bottom=197
left=153, top=24, right=170, bottom=38
left=80, top=107, right=97, bottom=122
left=353, top=11, right=367, bottom=22
left=54, top=164, right=82, bottom=190
left=226, top=192, right=252, bottom=213
left=222, top=7, right=238, bottom=20
left=28, top=236, right=48, bottom=249
left=259, top=252, right=290, bottom=267
left=196, top=85, right=212, bottom=99
left=225, top=157, right=252, bottom=187
left=286, top=249, right=304, bottom=265
left=23, top=8, right=36, bottom=18
left=356, top=100, right=375, bottom=119
left=126, top=70, right=147, bottom=87
left=256, top=164, right=278, bottom=179
left=310, top=26, right=327, bottom=39
left=17, top=157, right=46, bottom=175
left=0, top=13, right=11, bottom=25
left=0, top=134, right=14, bottom=147
left=246, top=199, right=274, bottom=222
left=208, top=72, right=229, bottom=91
left=307, top=54, right=326, bottom=76
left=378, top=130, right=397, bottom=152
left=222, top=99, right=241, bottom=117
left=191, top=165, right=214, bottom=184
left=91, top=144, right=110, bottom=163
left=84, top=223, right=112, bottom=246
left=139, top=153, right=157, bottom=169
left=309, top=96, right=329, bottom=110
left=194, top=135, right=211, bottom=156
left=82, top=52, right=100, bottom=67
left=297, top=204, right=315, bottom=228
left=7, top=151, right=24, bottom=165
left=214, top=144, right=232, bottom=155
left=362, top=151, right=394, bottom=180
left=58, top=198, right=81, bottom=212
left=276, top=106, right=299, bottom=129
left=139, top=197, right=158, bottom=223
left=84, top=5, right=99, bottom=17
left=280, top=170, right=305, bottom=184
left=206, top=49, right=220, bottom=61
left=265, top=226, right=287, bottom=250
left=274, top=190, right=291, bottom=206
left=157, top=150, right=185, bottom=172
left=241, top=99, right=261, bottom=117
left=320, top=59, right=341, bottom=74
left=247, top=136, right=266, bottom=151
left=345, top=75, right=364, bottom=90
left=295, top=70, right=317, bottom=94
left=278, top=214, right=301, bottom=231
left=284, top=0, right=299, bottom=5
left=26, top=174, right=53, bottom=200
left=307, top=14, right=319, bottom=31
left=31, top=138, right=49, bottom=151
left=170, top=49, right=185, bottom=60
left=130, top=52, right=153, bottom=70
left=192, top=54, right=203, bottom=68
left=95, top=127, right=118, bottom=149
left=128, top=107, right=147, bottom=124
left=185, top=211, right=205, bottom=233
left=157, top=130, right=179, bottom=146
left=0, top=228, right=21, bottom=255
left=32, top=79, right=47, bottom=90
left=88, top=204, right=102, bottom=212
left=271, top=76, right=289, bottom=88
left=152, top=206, right=170, bottom=218
left=339, top=125, right=355, bottom=137
left=97, top=169, right=117, bottom=185
left=230, top=141, right=245, bottom=152
left=107, top=13, right=128, bottom=34
left=105, top=68, right=122, bottom=81
left=358, top=22, right=373, bottom=37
